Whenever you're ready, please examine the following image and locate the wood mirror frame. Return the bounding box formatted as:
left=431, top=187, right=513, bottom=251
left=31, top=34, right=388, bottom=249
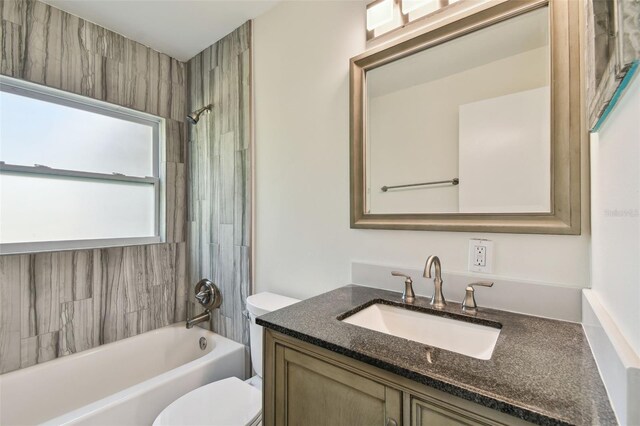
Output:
left=350, top=0, right=582, bottom=235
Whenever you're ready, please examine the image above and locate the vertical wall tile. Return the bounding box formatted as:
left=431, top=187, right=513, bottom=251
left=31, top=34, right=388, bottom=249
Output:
left=208, top=243, right=219, bottom=291
left=234, top=149, right=250, bottom=246
left=124, top=38, right=148, bottom=74
left=216, top=225, right=234, bottom=318
left=150, top=284, right=174, bottom=329
left=63, top=52, right=103, bottom=99
left=146, top=243, right=175, bottom=287
left=157, top=79, right=171, bottom=118
left=239, top=49, right=251, bottom=151
left=0, top=255, right=28, bottom=373
left=23, top=45, right=61, bottom=87
left=52, top=252, right=74, bottom=302
left=97, top=26, right=125, bottom=61
left=47, top=5, right=63, bottom=56
left=125, top=309, right=150, bottom=338
left=167, top=162, right=186, bottom=243
left=220, top=60, right=239, bottom=135
left=171, top=83, right=186, bottom=122
left=210, top=155, right=221, bottom=244
left=55, top=251, right=91, bottom=303
left=22, top=253, right=60, bottom=338
left=188, top=53, right=203, bottom=111
left=238, top=21, right=250, bottom=54
left=166, top=119, right=185, bottom=163
left=174, top=243, right=187, bottom=322
left=147, top=48, right=159, bottom=80
left=125, top=74, right=148, bottom=111
left=25, top=8, right=62, bottom=85
left=187, top=22, right=251, bottom=348
left=20, top=331, right=59, bottom=368
left=58, top=250, right=93, bottom=303
left=188, top=220, right=200, bottom=284
left=20, top=335, right=37, bottom=368
left=171, top=58, right=185, bottom=85
left=220, top=132, right=235, bottom=224
left=159, top=52, right=171, bottom=81
left=23, top=1, right=58, bottom=57
left=146, top=74, right=159, bottom=115
left=1, top=0, right=26, bottom=25
left=94, top=247, right=128, bottom=344
left=59, top=298, right=95, bottom=355
left=123, top=245, right=150, bottom=312
left=1, top=20, right=24, bottom=77
left=234, top=245, right=250, bottom=344
left=103, top=58, right=124, bottom=105
left=198, top=210, right=212, bottom=280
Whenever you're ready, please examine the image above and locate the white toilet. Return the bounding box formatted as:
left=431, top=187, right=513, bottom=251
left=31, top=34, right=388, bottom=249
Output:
left=154, top=292, right=300, bottom=426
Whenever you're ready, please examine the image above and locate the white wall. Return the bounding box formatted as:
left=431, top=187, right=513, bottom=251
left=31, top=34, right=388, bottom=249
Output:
left=590, top=70, right=640, bottom=355
left=253, top=1, right=590, bottom=301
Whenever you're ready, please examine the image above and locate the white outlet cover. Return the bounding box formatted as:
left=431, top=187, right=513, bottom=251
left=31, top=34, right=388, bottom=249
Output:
left=469, top=239, right=493, bottom=273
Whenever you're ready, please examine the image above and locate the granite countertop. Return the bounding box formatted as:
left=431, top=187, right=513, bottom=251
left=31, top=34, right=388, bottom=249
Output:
left=256, top=285, right=616, bottom=426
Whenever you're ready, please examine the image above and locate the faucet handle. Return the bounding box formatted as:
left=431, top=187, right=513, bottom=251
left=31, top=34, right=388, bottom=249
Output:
left=194, top=279, right=222, bottom=310
left=391, top=271, right=411, bottom=281
left=462, top=281, right=494, bottom=313
left=469, top=281, right=494, bottom=289
left=391, top=271, right=415, bottom=303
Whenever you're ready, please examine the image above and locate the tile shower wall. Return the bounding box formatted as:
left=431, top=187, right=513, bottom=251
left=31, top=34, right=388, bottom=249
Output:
left=0, top=0, right=187, bottom=373
left=187, top=22, right=251, bottom=371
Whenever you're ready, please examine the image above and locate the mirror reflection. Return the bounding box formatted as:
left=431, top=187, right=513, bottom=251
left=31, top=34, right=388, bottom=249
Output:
left=365, top=7, right=550, bottom=214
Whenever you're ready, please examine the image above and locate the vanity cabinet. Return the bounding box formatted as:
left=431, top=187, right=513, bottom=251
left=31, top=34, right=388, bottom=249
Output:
left=271, top=343, right=402, bottom=425
left=263, top=330, right=531, bottom=426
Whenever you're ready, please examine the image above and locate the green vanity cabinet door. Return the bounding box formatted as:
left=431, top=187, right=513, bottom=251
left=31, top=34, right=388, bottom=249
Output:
left=263, top=330, right=531, bottom=426
left=411, top=397, right=500, bottom=426
left=409, top=393, right=522, bottom=426
left=273, top=345, right=402, bottom=426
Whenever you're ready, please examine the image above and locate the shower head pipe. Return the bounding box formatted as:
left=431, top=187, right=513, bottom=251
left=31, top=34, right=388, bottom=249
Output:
left=187, top=104, right=213, bottom=124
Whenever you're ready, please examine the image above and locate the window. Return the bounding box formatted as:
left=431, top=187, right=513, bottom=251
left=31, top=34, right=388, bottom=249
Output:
left=0, top=76, right=165, bottom=254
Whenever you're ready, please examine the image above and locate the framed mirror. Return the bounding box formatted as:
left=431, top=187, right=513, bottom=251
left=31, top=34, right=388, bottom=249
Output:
left=350, top=0, right=582, bottom=234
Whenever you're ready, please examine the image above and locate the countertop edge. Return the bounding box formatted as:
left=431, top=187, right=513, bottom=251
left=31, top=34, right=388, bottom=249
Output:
left=257, top=318, right=571, bottom=426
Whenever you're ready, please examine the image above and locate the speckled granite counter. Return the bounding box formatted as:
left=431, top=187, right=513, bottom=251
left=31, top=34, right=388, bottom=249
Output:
left=256, top=285, right=616, bottom=426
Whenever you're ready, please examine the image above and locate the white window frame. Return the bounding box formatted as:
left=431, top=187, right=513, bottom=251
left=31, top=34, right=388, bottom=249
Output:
left=0, top=75, right=166, bottom=254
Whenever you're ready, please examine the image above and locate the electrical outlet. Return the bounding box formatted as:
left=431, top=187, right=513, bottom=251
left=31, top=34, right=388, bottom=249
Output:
left=469, top=239, right=493, bottom=273
left=473, top=246, right=486, bottom=266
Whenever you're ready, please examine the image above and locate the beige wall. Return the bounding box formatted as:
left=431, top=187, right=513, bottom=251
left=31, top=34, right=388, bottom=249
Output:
left=253, top=1, right=590, bottom=301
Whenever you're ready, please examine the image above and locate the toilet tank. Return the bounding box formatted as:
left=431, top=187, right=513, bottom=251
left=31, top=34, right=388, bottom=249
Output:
left=246, top=292, right=300, bottom=378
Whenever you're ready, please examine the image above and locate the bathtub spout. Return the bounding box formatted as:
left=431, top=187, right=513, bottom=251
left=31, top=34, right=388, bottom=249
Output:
left=186, top=310, right=211, bottom=329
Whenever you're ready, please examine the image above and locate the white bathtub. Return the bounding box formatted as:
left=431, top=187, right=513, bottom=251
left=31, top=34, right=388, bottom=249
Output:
left=0, top=322, right=246, bottom=425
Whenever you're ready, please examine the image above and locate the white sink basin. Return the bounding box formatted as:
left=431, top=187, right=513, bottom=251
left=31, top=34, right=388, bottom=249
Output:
left=341, top=303, right=501, bottom=360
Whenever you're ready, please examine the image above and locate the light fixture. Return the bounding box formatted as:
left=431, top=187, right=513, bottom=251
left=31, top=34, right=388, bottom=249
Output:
left=366, top=0, right=394, bottom=31
left=401, top=0, right=435, bottom=15
left=367, top=0, right=462, bottom=41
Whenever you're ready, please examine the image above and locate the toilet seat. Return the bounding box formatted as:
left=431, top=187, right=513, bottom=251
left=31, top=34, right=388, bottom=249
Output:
left=153, top=377, right=261, bottom=426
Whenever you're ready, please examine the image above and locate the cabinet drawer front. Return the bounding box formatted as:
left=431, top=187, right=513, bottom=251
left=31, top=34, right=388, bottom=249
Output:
left=276, top=345, right=401, bottom=426
left=412, top=395, right=509, bottom=426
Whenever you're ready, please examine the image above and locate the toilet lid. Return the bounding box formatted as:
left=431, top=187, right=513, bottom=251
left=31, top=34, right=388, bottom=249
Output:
left=153, top=377, right=262, bottom=426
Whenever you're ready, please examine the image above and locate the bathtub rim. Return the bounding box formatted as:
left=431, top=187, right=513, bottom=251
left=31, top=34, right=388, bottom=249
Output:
left=0, top=322, right=246, bottom=426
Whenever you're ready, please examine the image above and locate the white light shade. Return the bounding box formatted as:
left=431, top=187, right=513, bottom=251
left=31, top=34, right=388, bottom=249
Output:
left=367, top=0, right=394, bottom=31
left=401, top=0, right=436, bottom=14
